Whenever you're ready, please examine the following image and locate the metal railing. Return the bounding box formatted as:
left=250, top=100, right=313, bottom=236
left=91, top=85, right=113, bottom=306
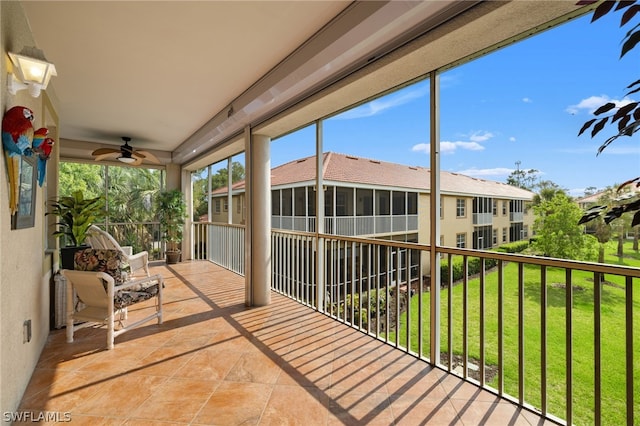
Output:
left=194, top=222, right=640, bottom=425
left=270, top=230, right=639, bottom=426
left=193, top=222, right=245, bottom=275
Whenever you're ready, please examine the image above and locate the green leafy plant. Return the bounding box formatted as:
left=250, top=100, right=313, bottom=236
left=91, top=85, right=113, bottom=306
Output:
left=47, top=190, right=105, bottom=247
left=155, top=189, right=187, bottom=252
left=577, top=0, right=640, bottom=226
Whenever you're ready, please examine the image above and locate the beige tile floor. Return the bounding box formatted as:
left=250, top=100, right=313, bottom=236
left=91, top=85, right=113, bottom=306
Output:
left=17, top=261, right=553, bottom=425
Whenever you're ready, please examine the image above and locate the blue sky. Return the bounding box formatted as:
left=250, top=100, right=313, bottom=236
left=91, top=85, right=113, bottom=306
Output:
left=258, top=11, right=639, bottom=197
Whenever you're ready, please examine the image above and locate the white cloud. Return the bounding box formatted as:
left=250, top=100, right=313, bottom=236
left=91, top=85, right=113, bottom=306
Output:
left=566, top=95, right=634, bottom=115
left=522, top=97, right=532, bottom=103
left=469, top=131, right=494, bottom=142
left=332, top=86, right=428, bottom=120
left=455, top=167, right=513, bottom=178
left=411, top=143, right=429, bottom=154
left=509, top=136, right=516, bottom=142
left=411, top=141, right=484, bottom=155
left=411, top=131, right=494, bottom=155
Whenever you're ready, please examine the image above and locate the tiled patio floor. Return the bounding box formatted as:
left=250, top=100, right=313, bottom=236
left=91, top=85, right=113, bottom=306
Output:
left=17, top=261, right=553, bottom=425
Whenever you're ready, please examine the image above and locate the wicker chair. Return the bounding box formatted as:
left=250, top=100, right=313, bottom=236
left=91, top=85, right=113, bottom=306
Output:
left=62, top=248, right=163, bottom=350
left=86, top=225, right=150, bottom=277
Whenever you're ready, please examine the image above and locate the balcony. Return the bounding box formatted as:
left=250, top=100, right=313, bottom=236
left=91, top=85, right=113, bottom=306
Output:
left=270, top=214, right=419, bottom=237
left=194, top=223, right=640, bottom=425
left=18, top=261, right=547, bottom=424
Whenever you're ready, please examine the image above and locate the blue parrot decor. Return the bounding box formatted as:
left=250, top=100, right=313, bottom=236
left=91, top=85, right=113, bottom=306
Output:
left=2, top=106, right=35, bottom=214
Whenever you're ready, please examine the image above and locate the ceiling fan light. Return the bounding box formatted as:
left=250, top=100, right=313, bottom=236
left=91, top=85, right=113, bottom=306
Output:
left=117, top=156, right=136, bottom=164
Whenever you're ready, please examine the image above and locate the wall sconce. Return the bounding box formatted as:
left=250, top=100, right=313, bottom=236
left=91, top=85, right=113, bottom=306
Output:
left=7, top=46, right=57, bottom=98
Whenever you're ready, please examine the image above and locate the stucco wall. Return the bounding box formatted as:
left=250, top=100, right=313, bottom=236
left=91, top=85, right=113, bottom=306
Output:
left=1, top=1, right=59, bottom=416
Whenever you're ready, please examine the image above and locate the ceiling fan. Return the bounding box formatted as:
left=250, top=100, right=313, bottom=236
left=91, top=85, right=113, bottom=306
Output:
left=91, top=137, right=160, bottom=166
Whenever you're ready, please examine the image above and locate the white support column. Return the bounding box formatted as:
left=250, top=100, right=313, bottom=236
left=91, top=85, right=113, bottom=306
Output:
left=250, top=133, right=271, bottom=306
left=429, top=72, right=441, bottom=365
left=244, top=127, right=253, bottom=306
left=207, top=165, right=212, bottom=221
left=183, top=167, right=193, bottom=260
left=315, top=121, right=325, bottom=312
left=227, top=157, right=233, bottom=225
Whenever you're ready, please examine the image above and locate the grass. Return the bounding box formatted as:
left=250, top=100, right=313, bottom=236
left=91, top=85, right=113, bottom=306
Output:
left=387, top=240, right=640, bottom=426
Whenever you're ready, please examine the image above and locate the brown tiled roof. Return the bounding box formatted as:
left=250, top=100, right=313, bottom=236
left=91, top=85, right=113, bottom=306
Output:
left=212, top=152, right=534, bottom=200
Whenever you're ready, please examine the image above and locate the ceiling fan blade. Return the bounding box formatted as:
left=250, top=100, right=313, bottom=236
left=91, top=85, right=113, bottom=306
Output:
left=131, top=156, right=143, bottom=166
left=93, top=152, right=119, bottom=162
left=91, top=147, right=119, bottom=156
left=132, top=150, right=146, bottom=159
left=136, top=150, right=161, bottom=164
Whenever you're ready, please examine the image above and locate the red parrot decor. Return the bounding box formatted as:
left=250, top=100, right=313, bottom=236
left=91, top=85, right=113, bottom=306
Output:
left=2, top=106, right=35, bottom=214
left=32, top=127, right=54, bottom=186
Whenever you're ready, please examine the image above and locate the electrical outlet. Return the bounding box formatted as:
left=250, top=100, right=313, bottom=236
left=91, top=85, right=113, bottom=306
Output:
left=23, top=319, right=31, bottom=343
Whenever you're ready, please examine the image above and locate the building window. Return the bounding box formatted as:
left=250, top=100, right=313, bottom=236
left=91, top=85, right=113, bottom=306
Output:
left=357, top=188, right=373, bottom=216
left=392, top=191, right=406, bottom=215
left=223, top=200, right=228, bottom=212
left=440, top=197, right=443, bottom=218
left=502, top=227, right=507, bottom=242
left=215, top=199, right=221, bottom=214
left=376, top=190, right=390, bottom=215
left=237, top=198, right=241, bottom=214
left=502, top=201, right=507, bottom=215
left=456, top=199, right=466, bottom=218
left=282, top=188, right=292, bottom=216
left=492, top=200, right=497, bottom=216
left=271, top=190, right=280, bottom=216
left=407, top=192, right=417, bottom=215
left=492, top=228, right=497, bottom=245
left=523, top=225, right=529, bottom=238
left=456, top=233, right=466, bottom=248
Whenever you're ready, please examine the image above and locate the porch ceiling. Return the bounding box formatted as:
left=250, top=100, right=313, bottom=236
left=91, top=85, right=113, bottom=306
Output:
left=19, top=1, right=587, bottom=168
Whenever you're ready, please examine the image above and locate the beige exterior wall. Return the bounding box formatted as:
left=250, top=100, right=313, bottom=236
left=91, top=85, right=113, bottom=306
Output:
left=1, top=1, right=61, bottom=414
left=211, top=194, right=245, bottom=224
left=440, top=195, right=474, bottom=248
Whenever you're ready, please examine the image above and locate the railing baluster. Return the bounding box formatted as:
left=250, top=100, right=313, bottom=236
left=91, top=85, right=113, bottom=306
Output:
left=498, top=259, right=504, bottom=395
left=358, top=243, right=363, bottom=330
left=594, top=270, right=601, bottom=426
left=351, top=241, right=356, bottom=327
left=418, top=250, right=424, bottom=358
left=376, top=244, right=381, bottom=338
left=367, top=244, right=372, bottom=335
left=343, top=240, right=348, bottom=323
left=395, top=247, right=401, bottom=348
left=518, top=262, right=525, bottom=404
left=566, top=268, right=573, bottom=426
left=625, top=276, right=634, bottom=426
left=463, top=255, right=468, bottom=378
left=541, top=265, right=547, bottom=416
left=386, top=246, right=391, bottom=344
left=479, top=257, right=485, bottom=386
left=448, top=253, right=453, bottom=371
left=406, top=249, right=412, bottom=354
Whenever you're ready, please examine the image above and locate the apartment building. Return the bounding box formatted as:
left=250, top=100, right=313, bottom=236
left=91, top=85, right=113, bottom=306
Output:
left=210, top=152, right=535, bottom=248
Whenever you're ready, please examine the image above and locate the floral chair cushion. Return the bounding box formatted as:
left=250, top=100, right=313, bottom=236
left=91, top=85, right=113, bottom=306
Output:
left=73, top=248, right=159, bottom=309
left=74, top=248, right=126, bottom=284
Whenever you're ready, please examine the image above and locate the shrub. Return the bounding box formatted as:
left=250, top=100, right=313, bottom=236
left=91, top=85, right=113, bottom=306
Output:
left=495, top=240, right=530, bottom=253
left=441, top=256, right=499, bottom=284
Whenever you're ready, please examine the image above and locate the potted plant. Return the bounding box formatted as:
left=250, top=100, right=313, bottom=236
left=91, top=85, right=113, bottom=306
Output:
left=47, top=190, right=106, bottom=269
left=155, top=189, right=187, bottom=264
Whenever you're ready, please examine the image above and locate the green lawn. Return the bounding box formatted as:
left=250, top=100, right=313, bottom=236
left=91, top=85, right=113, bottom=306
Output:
left=388, top=241, right=640, bottom=426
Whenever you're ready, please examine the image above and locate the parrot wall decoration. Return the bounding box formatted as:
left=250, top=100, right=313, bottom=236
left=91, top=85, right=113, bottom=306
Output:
left=32, top=127, right=53, bottom=186
left=35, top=137, right=54, bottom=187
left=2, top=106, right=35, bottom=214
